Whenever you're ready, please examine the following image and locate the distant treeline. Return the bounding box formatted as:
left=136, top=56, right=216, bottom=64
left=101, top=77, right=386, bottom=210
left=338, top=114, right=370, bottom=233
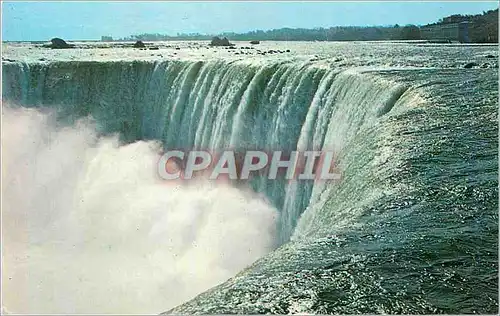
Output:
left=121, top=9, right=498, bottom=43
left=430, top=9, right=498, bottom=43
left=123, top=26, right=412, bottom=42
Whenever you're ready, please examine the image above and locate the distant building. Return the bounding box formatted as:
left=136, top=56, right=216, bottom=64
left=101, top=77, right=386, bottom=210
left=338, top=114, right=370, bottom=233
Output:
left=101, top=36, right=113, bottom=42
left=458, top=22, right=470, bottom=43
left=419, top=22, right=471, bottom=43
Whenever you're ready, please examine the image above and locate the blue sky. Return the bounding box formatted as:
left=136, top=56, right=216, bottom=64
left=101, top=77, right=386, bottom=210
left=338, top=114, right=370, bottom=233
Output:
left=2, top=1, right=498, bottom=41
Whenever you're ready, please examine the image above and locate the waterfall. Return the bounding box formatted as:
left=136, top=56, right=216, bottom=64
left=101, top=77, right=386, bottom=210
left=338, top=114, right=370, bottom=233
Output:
left=2, top=59, right=409, bottom=242
left=3, top=52, right=497, bottom=315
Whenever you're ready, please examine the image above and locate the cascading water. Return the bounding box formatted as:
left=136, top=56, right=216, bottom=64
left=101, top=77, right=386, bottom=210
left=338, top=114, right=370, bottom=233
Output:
left=2, top=44, right=498, bottom=314
left=2, top=59, right=409, bottom=242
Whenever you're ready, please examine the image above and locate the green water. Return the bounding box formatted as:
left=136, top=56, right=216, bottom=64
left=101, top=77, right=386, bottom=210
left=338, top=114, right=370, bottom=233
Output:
left=168, top=69, right=498, bottom=314
left=2, top=42, right=498, bottom=314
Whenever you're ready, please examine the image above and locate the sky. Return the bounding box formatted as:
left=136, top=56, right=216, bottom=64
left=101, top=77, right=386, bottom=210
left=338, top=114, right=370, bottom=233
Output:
left=2, top=1, right=499, bottom=41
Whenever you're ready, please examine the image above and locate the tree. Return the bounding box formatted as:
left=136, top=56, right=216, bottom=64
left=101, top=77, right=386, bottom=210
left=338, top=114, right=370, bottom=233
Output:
left=400, top=25, right=421, bottom=40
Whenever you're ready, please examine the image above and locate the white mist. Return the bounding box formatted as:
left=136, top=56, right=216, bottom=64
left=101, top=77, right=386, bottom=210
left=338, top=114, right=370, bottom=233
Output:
left=1, top=107, right=277, bottom=314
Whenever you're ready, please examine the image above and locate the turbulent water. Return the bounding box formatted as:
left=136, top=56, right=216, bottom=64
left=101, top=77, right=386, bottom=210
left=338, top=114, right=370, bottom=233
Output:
left=2, top=41, right=498, bottom=314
